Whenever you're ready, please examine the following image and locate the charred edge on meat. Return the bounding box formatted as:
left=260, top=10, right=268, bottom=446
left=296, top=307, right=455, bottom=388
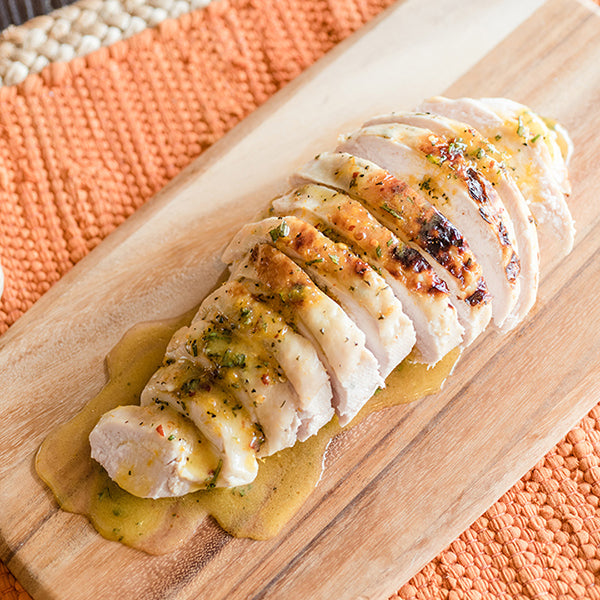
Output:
left=391, top=245, right=449, bottom=295
left=505, top=251, right=521, bottom=283
left=465, top=278, right=490, bottom=306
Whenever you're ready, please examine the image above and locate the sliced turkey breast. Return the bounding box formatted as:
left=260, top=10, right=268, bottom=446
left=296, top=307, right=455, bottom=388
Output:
left=157, top=308, right=302, bottom=455
left=171, top=316, right=302, bottom=456
left=229, top=244, right=384, bottom=426
left=419, top=96, right=575, bottom=263
left=223, top=216, right=415, bottom=376
left=480, top=97, right=571, bottom=194
left=548, top=120, right=574, bottom=166
left=90, top=404, right=220, bottom=498
left=194, top=279, right=334, bottom=442
left=338, top=123, right=521, bottom=329
left=272, top=184, right=463, bottom=362
left=140, top=360, right=261, bottom=487
left=365, top=112, right=539, bottom=329
left=294, top=152, right=492, bottom=345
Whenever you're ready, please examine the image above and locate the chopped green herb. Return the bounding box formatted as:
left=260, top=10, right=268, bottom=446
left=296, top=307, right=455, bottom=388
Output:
left=180, top=378, right=202, bottom=396
left=531, top=133, right=541, bottom=143
left=287, top=285, right=305, bottom=302
left=306, top=257, right=324, bottom=266
left=375, top=245, right=382, bottom=258
left=448, top=138, right=466, bottom=156
left=329, top=254, right=340, bottom=265
left=204, top=330, right=229, bottom=342
left=516, top=116, right=525, bottom=137
left=220, top=350, right=246, bottom=368
left=495, top=134, right=502, bottom=141
left=206, top=459, right=223, bottom=489
left=381, top=203, right=402, bottom=219
left=476, top=147, right=485, bottom=159
left=239, top=306, right=253, bottom=325
left=269, top=220, right=290, bottom=242
left=426, top=153, right=445, bottom=166
left=168, top=434, right=176, bottom=441
left=419, top=177, right=432, bottom=191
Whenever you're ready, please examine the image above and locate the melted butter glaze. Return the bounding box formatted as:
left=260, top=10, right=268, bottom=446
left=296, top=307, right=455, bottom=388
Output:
left=36, top=310, right=460, bottom=554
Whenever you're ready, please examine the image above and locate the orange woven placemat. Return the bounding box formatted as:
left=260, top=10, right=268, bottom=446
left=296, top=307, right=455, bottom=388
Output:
left=1, top=1, right=600, bottom=598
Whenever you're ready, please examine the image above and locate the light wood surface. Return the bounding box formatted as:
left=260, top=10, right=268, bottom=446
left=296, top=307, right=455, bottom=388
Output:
left=1, top=0, right=598, bottom=598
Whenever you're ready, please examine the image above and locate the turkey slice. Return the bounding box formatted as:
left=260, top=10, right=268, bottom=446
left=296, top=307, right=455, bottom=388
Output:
left=166, top=316, right=302, bottom=456
left=365, top=111, right=539, bottom=329
left=480, top=97, right=571, bottom=194
left=141, top=360, right=261, bottom=486
left=195, top=279, right=334, bottom=442
left=338, top=123, right=521, bottom=329
left=229, top=244, right=383, bottom=426
left=418, top=96, right=575, bottom=264
left=272, top=184, right=463, bottom=362
left=223, top=216, right=415, bottom=376
left=90, top=404, right=221, bottom=498
left=294, top=152, right=492, bottom=345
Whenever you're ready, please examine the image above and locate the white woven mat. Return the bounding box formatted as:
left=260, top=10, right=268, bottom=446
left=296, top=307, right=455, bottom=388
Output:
left=0, top=0, right=213, bottom=86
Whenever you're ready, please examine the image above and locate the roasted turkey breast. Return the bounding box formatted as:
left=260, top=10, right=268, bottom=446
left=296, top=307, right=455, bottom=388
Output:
left=90, top=97, right=575, bottom=499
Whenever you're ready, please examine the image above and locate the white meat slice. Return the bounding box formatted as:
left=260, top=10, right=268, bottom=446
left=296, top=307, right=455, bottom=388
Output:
left=365, top=112, right=539, bottom=328
left=89, top=404, right=221, bottom=498
left=223, top=216, right=415, bottom=376
left=195, top=280, right=334, bottom=442
left=272, top=184, right=463, bottom=362
left=294, top=152, right=492, bottom=345
left=141, top=360, right=261, bottom=487
left=167, top=316, right=302, bottom=456
left=338, top=123, right=521, bottom=329
left=229, top=244, right=384, bottom=426
left=480, top=98, right=571, bottom=194
left=548, top=120, right=574, bottom=166
left=419, top=96, right=575, bottom=264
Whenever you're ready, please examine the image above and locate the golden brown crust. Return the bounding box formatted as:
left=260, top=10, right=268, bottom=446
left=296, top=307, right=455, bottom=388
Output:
left=289, top=185, right=449, bottom=297
left=332, top=156, right=488, bottom=304
left=419, top=137, right=520, bottom=283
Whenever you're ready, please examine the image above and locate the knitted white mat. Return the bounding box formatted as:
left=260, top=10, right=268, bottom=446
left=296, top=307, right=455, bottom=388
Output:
left=0, top=0, right=213, bottom=86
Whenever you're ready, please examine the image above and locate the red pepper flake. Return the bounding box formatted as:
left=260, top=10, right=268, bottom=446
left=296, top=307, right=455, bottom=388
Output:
left=156, top=424, right=165, bottom=437
left=261, top=373, right=271, bottom=385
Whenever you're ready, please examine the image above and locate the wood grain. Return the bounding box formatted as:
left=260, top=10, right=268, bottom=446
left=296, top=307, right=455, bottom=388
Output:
left=1, top=0, right=598, bottom=598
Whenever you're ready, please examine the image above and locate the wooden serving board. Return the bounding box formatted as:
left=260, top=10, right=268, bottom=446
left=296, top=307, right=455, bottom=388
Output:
left=2, top=0, right=600, bottom=598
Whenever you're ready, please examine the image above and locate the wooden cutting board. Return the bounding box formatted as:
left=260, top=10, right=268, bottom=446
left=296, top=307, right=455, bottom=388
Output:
left=2, top=0, right=600, bottom=598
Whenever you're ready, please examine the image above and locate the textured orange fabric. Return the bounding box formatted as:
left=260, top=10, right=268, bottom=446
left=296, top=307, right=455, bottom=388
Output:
left=1, top=1, right=600, bottom=599
left=0, top=0, right=395, bottom=332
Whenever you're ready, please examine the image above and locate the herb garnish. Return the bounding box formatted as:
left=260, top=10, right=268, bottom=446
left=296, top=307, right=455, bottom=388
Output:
left=381, top=203, right=402, bottom=219
left=220, top=350, right=246, bottom=368
left=269, top=220, right=290, bottom=242
left=516, top=116, right=525, bottom=137
left=206, top=459, right=223, bottom=489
